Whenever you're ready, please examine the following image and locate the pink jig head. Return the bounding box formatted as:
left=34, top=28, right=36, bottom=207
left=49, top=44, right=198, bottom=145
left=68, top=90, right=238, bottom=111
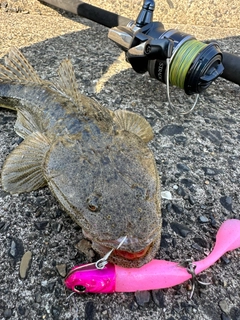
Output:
left=65, top=219, right=240, bottom=294
left=65, top=262, right=116, bottom=293
left=65, top=236, right=127, bottom=293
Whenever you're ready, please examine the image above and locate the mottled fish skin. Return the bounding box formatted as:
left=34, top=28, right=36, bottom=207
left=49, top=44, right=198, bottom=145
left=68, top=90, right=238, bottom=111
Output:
left=0, top=48, right=161, bottom=268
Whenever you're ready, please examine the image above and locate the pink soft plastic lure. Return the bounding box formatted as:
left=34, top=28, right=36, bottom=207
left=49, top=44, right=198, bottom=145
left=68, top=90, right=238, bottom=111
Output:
left=65, top=219, right=240, bottom=293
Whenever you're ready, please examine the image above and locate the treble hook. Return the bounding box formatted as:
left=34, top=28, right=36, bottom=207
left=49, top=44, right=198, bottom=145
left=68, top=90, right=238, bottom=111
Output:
left=186, top=260, right=211, bottom=299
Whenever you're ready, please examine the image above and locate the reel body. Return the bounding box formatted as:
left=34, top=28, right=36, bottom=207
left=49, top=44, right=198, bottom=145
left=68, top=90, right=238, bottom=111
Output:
left=108, top=0, right=224, bottom=100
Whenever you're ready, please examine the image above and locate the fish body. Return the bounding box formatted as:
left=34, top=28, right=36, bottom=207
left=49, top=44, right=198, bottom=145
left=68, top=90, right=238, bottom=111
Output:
left=0, top=48, right=161, bottom=267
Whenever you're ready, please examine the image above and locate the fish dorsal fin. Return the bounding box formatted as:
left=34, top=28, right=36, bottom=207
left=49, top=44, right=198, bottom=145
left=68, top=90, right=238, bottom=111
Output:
left=1, top=132, right=50, bottom=194
left=113, top=110, right=154, bottom=143
left=0, top=47, right=43, bottom=84
left=56, top=59, right=82, bottom=106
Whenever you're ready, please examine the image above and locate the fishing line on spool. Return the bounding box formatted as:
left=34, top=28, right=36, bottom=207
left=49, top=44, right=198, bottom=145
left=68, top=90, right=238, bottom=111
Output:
left=165, top=39, right=209, bottom=115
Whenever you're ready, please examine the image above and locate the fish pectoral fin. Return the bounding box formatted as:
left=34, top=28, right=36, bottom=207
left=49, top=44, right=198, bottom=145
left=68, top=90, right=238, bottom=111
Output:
left=2, top=132, right=50, bottom=194
left=56, top=59, right=82, bottom=107
left=14, top=106, right=42, bottom=139
left=15, top=108, right=41, bottom=139
left=0, top=47, right=43, bottom=85
left=113, top=110, right=154, bottom=143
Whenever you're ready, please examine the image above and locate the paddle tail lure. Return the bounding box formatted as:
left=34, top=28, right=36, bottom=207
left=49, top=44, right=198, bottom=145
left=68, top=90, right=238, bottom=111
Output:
left=65, top=219, right=240, bottom=293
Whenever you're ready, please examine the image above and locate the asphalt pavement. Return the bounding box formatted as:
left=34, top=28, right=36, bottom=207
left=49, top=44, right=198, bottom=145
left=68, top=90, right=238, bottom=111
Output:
left=0, top=1, right=240, bottom=319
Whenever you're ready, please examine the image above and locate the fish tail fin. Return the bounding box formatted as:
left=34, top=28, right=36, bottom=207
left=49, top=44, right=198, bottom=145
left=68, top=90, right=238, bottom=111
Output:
left=0, top=47, right=83, bottom=109
left=0, top=47, right=44, bottom=85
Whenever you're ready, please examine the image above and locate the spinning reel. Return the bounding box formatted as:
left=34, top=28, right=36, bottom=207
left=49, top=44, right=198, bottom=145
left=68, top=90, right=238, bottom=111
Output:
left=108, top=0, right=224, bottom=113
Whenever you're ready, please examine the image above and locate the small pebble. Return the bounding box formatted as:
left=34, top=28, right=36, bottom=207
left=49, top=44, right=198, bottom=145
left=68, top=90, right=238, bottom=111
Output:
left=56, top=223, right=62, bottom=233
left=199, top=216, right=209, bottom=223
left=221, top=254, right=231, bottom=264
left=161, top=191, right=172, bottom=200
left=177, top=163, right=190, bottom=172
left=9, top=237, right=24, bottom=264
left=18, top=305, right=26, bottom=316
left=160, top=124, right=184, bottom=136
left=56, top=264, right=67, bottom=277
left=75, top=239, right=95, bottom=260
left=188, top=195, right=195, bottom=205
left=210, top=216, right=217, bottom=228
left=192, top=243, right=203, bottom=252
left=219, top=299, right=231, bottom=314
left=221, top=313, right=231, bottom=320
left=221, top=279, right=228, bottom=288
left=152, top=289, right=165, bottom=308
left=176, top=186, right=186, bottom=197
left=3, top=221, right=10, bottom=232
left=202, top=167, right=222, bottom=175
left=166, top=203, right=172, bottom=212
left=174, top=135, right=187, bottom=144
left=180, top=178, right=194, bottom=189
left=34, top=221, right=49, bottom=230
left=193, top=237, right=208, bottom=248
left=0, top=221, right=5, bottom=230
left=3, top=308, right=12, bottom=319
left=128, top=300, right=138, bottom=311
left=20, top=251, right=32, bottom=279
left=220, top=196, right=232, bottom=212
left=135, top=290, right=151, bottom=307
left=170, top=222, right=192, bottom=237
left=85, top=301, right=96, bottom=320
left=51, top=305, right=61, bottom=319
left=172, top=203, right=184, bottom=214
left=200, top=129, right=222, bottom=146
left=35, top=292, right=42, bottom=303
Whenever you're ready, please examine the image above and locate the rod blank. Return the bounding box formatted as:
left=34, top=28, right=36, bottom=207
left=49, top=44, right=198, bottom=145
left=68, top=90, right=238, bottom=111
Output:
left=40, top=0, right=131, bottom=27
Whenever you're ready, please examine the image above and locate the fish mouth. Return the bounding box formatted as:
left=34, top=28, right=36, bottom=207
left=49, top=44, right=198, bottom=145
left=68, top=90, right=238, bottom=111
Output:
left=92, top=240, right=153, bottom=263
left=91, top=237, right=160, bottom=268
left=113, top=245, right=150, bottom=260
left=82, top=229, right=161, bottom=267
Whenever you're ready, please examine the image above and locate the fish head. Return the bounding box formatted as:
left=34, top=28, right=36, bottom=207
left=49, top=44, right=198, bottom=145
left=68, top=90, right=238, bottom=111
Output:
left=45, top=130, right=161, bottom=268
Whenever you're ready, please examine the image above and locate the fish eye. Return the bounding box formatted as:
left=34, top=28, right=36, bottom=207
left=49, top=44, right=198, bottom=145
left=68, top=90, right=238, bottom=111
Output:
left=88, top=204, right=97, bottom=212
left=87, top=194, right=102, bottom=212
left=74, top=285, right=86, bottom=293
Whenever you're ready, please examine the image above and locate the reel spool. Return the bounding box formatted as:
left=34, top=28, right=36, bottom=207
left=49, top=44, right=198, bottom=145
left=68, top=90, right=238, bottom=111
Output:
left=147, top=30, right=224, bottom=95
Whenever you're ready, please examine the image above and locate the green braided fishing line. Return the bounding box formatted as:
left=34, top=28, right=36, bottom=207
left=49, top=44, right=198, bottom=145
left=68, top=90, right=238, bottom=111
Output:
left=170, top=40, right=207, bottom=88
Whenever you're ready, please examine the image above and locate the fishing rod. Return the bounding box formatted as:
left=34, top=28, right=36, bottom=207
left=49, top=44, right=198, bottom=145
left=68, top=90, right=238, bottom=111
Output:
left=41, top=0, right=240, bottom=113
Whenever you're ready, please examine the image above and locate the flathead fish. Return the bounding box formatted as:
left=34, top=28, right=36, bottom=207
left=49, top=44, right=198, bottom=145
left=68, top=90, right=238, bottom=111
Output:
left=0, top=48, right=161, bottom=267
